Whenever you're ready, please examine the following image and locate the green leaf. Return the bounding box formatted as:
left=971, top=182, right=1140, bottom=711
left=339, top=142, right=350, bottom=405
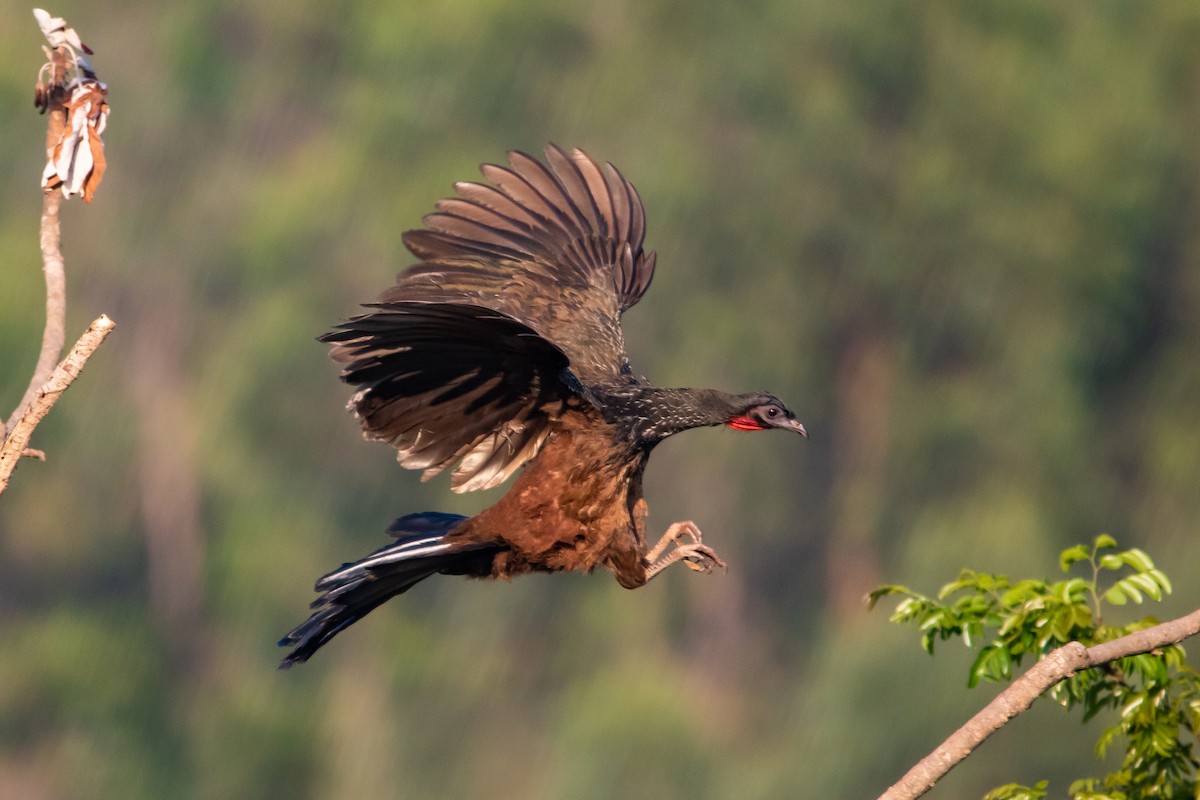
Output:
left=1126, top=572, right=1162, bottom=602
left=984, top=780, right=1048, bottom=800
left=1095, top=724, right=1122, bottom=757
left=867, top=585, right=908, bottom=609
left=1113, top=578, right=1143, bottom=604
left=1128, top=654, right=1168, bottom=684
left=1049, top=607, right=1077, bottom=642
left=1118, top=548, right=1153, bottom=572
left=1105, top=586, right=1127, bottom=605
left=1120, top=694, right=1146, bottom=718
left=1093, top=533, right=1118, bottom=550
left=918, top=609, right=947, bottom=631
left=890, top=596, right=934, bottom=624
left=1072, top=604, right=1094, bottom=631
left=1059, top=577, right=1089, bottom=604
left=1099, top=554, right=1124, bottom=571
left=939, top=571, right=989, bottom=599
left=968, top=644, right=1013, bottom=686
left=1147, top=568, right=1173, bottom=596
left=1060, top=544, right=1090, bottom=572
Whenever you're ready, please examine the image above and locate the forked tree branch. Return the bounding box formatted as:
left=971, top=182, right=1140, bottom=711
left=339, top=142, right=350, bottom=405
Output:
left=0, top=315, right=116, bottom=495
left=877, top=607, right=1200, bottom=800
left=1, top=9, right=113, bottom=489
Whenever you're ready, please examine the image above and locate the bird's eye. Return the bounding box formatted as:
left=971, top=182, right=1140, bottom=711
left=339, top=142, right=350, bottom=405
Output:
left=766, top=406, right=780, bottom=418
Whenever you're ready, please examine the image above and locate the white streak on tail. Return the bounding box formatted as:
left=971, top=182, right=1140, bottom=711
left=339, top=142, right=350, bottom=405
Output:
left=317, top=537, right=453, bottom=586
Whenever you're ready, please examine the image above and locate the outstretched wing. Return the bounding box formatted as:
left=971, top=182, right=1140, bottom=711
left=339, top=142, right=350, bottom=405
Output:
left=378, top=144, right=657, bottom=386
left=321, top=302, right=574, bottom=492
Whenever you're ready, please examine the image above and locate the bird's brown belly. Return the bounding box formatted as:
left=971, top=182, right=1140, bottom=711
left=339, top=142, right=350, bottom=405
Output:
left=448, top=425, right=646, bottom=580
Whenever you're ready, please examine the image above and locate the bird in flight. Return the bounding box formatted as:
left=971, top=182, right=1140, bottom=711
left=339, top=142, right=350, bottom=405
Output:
left=279, top=145, right=806, bottom=667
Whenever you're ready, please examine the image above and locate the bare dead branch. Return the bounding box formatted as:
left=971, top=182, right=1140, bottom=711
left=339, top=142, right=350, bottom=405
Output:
left=4, top=35, right=71, bottom=439
left=6, top=191, right=67, bottom=436
left=877, top=606, right=1200, bottom=800
left=0, top=315, right=116, bottom=496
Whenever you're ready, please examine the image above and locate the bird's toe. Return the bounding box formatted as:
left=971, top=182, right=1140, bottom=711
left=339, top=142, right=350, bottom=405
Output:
left=681, top=543, right=726, bottom=573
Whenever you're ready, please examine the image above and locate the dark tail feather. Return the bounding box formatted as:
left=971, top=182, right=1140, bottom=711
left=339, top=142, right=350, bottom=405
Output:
left=278, top=512, right=497, bottom=668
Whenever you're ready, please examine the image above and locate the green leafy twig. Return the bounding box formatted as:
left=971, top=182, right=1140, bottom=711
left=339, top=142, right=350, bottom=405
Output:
left=871, top=536, right=1200, bottom=800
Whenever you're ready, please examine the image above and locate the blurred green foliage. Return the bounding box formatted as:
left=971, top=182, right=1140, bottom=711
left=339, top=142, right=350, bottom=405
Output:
left=2, top=1, right=1200, bottom=798
left=874, top=535, right=1199, bottom=798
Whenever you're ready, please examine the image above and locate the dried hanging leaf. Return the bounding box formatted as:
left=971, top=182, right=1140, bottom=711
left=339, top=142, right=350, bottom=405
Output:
left=33, top=8, right=108, bottom=200
left=32, top=8, right=92, bottom=55
left=42, top=78, right=109, bottom=202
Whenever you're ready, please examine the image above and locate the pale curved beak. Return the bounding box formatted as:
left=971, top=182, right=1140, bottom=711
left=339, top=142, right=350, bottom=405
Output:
left=784, top=418, right=808, bottom=437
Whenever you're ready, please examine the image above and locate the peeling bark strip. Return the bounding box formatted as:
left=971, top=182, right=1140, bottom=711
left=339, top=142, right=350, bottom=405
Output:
left=0, top=315, right=116, bottom=495
left=877, top=607, right=1200, bottom=800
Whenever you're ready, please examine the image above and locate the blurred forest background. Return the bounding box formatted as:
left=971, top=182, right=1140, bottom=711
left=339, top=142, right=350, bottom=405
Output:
left=2, top=1, right=1199, bottom=798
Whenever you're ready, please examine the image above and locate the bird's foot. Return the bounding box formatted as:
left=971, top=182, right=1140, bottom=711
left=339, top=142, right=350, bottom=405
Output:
left=677, top=541, right=728, bottom=574
left=645, top=520, right=703, bottom=563
left=644, top=520, right=727, bottom=581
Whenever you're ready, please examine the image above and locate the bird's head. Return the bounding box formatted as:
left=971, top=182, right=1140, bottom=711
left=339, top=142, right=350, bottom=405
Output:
left=725, top=392, right=807, bottom=437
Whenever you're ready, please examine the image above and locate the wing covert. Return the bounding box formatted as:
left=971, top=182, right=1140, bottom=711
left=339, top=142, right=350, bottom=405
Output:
left=378, top=144, right=657, bottom=386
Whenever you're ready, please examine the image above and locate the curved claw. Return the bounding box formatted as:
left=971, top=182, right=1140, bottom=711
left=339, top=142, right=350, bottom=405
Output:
left=681, top=543, right=727, bottom=573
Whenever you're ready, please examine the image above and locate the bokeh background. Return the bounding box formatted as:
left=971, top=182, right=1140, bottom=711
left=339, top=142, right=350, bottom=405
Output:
left=2, top=2, right=1199, bottom=798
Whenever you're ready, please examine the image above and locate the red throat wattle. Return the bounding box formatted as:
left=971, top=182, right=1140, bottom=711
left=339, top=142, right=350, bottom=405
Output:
left=727, top=415, right=768, bottom=431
